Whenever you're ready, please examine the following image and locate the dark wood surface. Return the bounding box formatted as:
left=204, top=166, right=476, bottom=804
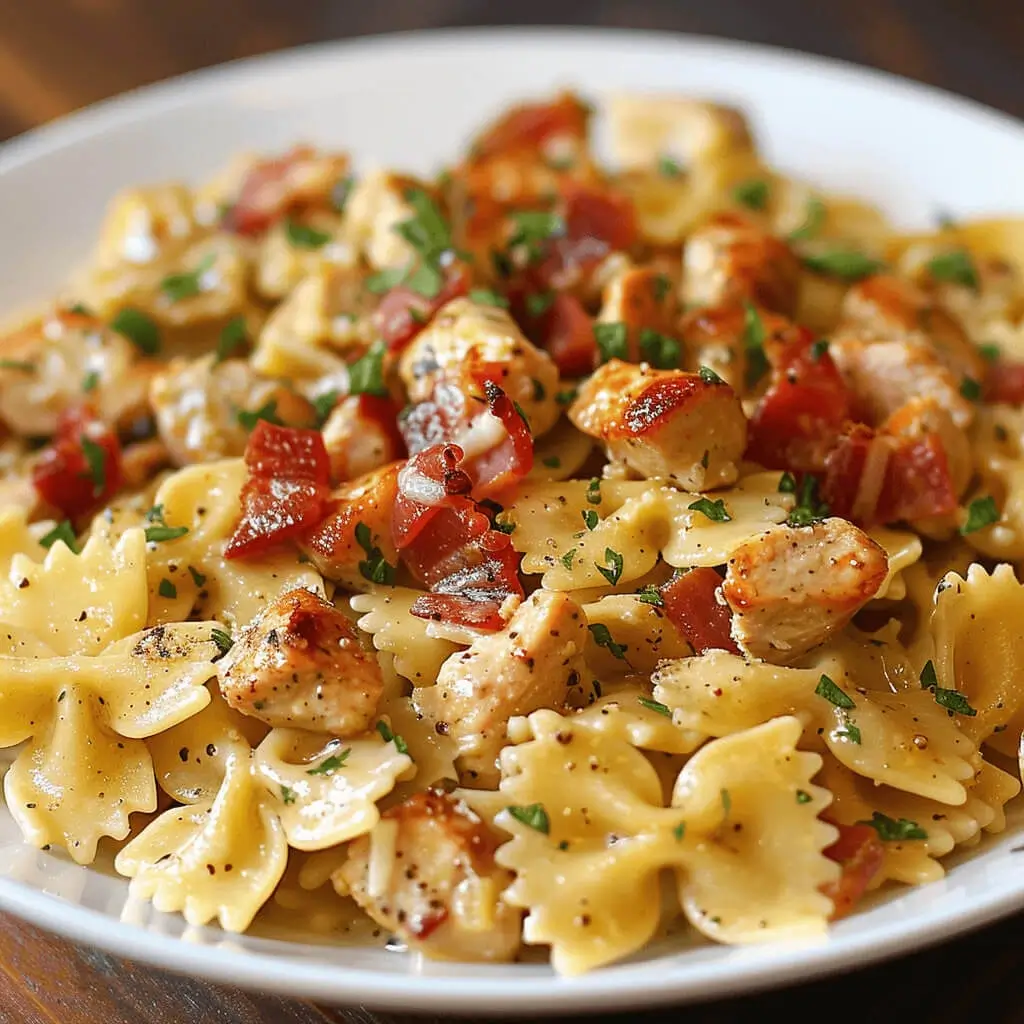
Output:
left=1, top=1, right=1023, bottom=1020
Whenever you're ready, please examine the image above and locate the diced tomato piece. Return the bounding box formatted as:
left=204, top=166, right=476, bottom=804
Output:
left=522, top=292, right=597, bottom=378
left=374, top=262, right=471, bottom=353
left=821, top=822, right=886, bottom=920
left=31, top=406, right=123, bottom=522
left=659, top=568, right=740, bottom=655
left=225, top=422, right=331, bottom=558
left=984, top=359, right=1024, bottom=405
left=469, top=93, right=590, bottom=163
left=747, top=332, right=852, bottom=473
left=822, top=425, right=957, bottom=526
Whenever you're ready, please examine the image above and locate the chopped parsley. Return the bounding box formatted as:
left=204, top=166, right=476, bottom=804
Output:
left=673, top=821, right=686, bottom=841
left=594, top=321, right=628, bottom=363
left=795, top=790, right=812, bottom=804
left=742, top=301, right=769, bottom=388
left=507, top=803, right=550, bottom=833
left=211, top=628, right=234, bottom=657
left=40, top=520, right=79, bottom=554
left=810, top=339, right=830, bottom=362
left=312, top=390, right=340, bottom=427
left=215, top=316, right=248, bottom=363
left=158, top=578, right=177, bottom=599
left=787, top=475, right=829, bottom=527
left=284, top=218, right=332, bottom=249
left=376, top=720, right=409, bottom=755
left=542, top=455, right=561, bottom=469
left=512, top=400, right=532, bottom=433
left=280, top=785, right=297, bottom=805
left=586, top=477, right=602, bottom=506
left=581, top=509, right=599, bottom=530
left=588, top=623, right=628, bottom=660
left=720, top=789, right=732, bottom=818
left=348, top=341, right=388, bottom=397
left=559, top=549, right=577, bottom=570
left=637, top=584, right=664, bottom=607
left=188, top=566, right=207, bottom=588
left=493, top=517, right=516, bottom=535
left=919, top=660, right=938, bottom=690
left=961, top=495, right=999, bottom=534
left=307, top=748, right=352, bottom=775
left=658, top=154, right=684, bottom=178
left=81, top=370, right=100, bottom=393
left=508, top=209, right=565, bottom=264
left=652, top=274, right=672, bottom=303
left=836, top=720, right=862, bottom=745
left=365, top=267, right=407, bottom=294
left=355, top=521, right=397, bottom=585
left=331, top=174, right=355, bottom=213
left=687, top=497, right=731, bottom=522
left=787, top=197, right=826, bottom=242
left=815, top=674, right=855, bottom=710
left=638, top=696, right=671, bottom=717
left=526, top=290, right=556, bottom=317
left=778, top=471, right=797, bottom=494
left=110, top=307, right=160, bottom=355
left=698, top=365, right=724, bottom=385
left=596, top=547, right=624, bottom=586
left=733, top=178, right=769, bottom=210
left=926, top=249, right=978, bottom=290
left=468, top=288, right=509, bottom=308
left=978, top=342, right=1002, bottom=363
left=932, top=687, right=978, bottom=717
left=556, top=387, right=578, bottom=406
left=236, top=399, right=283, bottom=431
left=801, top=250, right=885, bottom=280
left=639, top=328, right=681, bottom=369
left=79, top=434, right=106, bottom=496
left=159, top=252, right=215, bottom=302
left=960, top=376, right=982, bottom=401
left=859, top=811, right=927, bottom=842
left=0, top=359, right=34, bottom=373
left=532, top=379, right=547, bottom=401
left=144, top=505, right=189, bottom=543
left=372, top=187, right=458, bottom=298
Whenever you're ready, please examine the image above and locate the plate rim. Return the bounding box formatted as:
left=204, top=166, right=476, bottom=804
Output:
left=1, top=24, right=1024, bottom=1013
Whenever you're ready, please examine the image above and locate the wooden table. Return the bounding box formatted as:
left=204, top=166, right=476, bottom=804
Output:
left=0, top=1, right=1022, bottom=1020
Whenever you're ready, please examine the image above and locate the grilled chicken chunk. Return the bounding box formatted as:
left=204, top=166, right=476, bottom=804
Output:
left=413, top=590, right=589, bottom=785
left=218, top=587, right=383, bottom=735
left=722, top=518, right=888, bottom=664
left=568, top=359, right=747, bottom=488
left=339, top=789, right=521, bottom=961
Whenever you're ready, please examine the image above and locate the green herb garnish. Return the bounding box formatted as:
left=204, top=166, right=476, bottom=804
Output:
left=594, top=322, right=628, bottom=363
left=110, top=307, right=160, bottom=355
left=236, top=400, right=283, bottom=432
left=859, top=811, right=927, bottom=841
left=961, top=496, right=999, bottom=534
left=40, top=520, right=79, bottom=554
left=801, top=250, right=885, bottom=280
left=79, top=434, right=106, bottom=496
left=638, top=696, right=671, bottom=717
left=215, top=316, right=248, bottom=363
left=815, top=674, right=855, bottom=710
left=687, top=497, right=731, bottom=522
left=596, top=547, right=624, bottom=586
left=927, top=250, right=978, bottom=290
left=698, top=365, right=724, bottom=385
left=507, top=803, right=550, bottom=833
left=285, top=218, right=332, bottom=249
left=355, top=521, right=397, bottom=585
left=158, top=578, right=177, bottom=599
left=376, top=720, right=409, bottom=755
left=588, top=623, right=628, bottom=660
left=306, top=748, right=352, bottom=775
left=788, top=197, right=826, bottom=242
left=160, top=253, right=215, bottom=302
left=733, top=178, right=769, bottom=210
left=639, top=328, right=681, bottom=369
left=637, top=584, right=664, bottom=607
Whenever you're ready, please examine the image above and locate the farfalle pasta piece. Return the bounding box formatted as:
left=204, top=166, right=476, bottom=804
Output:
left=581, top=594, right=693, bottom=677
left=0, top=506, right=44, bottom=575
left=964, top=405, right=1024, bottom=561
left=653, top=646, right=978, bottom=805
left=929, top=563, right=1024, bottom=755
left=870, top=526, right=924, bottom=601
left=350, top=587, right=460, bottom=686
left=490, top=710, right=837, bottom=974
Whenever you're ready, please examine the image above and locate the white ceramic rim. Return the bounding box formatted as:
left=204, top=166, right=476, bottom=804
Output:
left=1, top=26, right=1023, bottom=1014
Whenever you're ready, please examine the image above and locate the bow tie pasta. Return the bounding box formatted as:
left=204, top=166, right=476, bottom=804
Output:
left=2, top=87, right=1024, bottom=976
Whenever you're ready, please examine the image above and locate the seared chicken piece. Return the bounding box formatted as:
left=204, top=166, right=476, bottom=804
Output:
left=217, top=587, right=383, bottom=734
left=568, top=359, right=747, bottom=488
left=322, top=395, right=404, bottom=484
left=0, top=309, right=154, bottom=437
left=398, top=298, right=561, bottom=438
left=839, top=274, right=985, bottom=384
left=594, top=265, right=684, bottom=365
left=883, top=397, right=972, bottom=498
left=681, top=213, right=800, bottom=315
left=339, top=789, right=521, bottom=962
left=149, top=353, right=314, bottom=465
left=300, top=462, right=401, bottom=591
left=722, top=518, right=888, bottom=664
left=413, top=590, right=589, bottom=785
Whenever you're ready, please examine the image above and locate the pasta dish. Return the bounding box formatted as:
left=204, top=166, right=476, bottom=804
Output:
left=1, top=91, right=1022, bottom=974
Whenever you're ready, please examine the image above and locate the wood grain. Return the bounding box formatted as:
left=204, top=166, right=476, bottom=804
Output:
left=0, top=1, right=1022, bottom=1020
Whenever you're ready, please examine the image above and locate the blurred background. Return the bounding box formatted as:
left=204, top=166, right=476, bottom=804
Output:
left=0, top=0, right=1020, bottom=141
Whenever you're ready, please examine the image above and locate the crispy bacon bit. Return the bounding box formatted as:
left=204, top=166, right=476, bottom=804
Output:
left=822, top=424, right=957, bottom=526
left=469, top=93, right=590, bottom=163
left=393, top=442, right=524, bottom=631
left=31, top=405, right=123, bottom=521
left=746, top=331, right=852, bottom=472
left=512, top=291, right=597, bottom=378
left=984, top=359, right=1024, bottom=405
left=374, top=261, right=471, bottom=354
left=659, top=568, right=740, bottom=655
left=821, top=822, right=886, bottom=919
left=225, top=421, right=331, bottom=558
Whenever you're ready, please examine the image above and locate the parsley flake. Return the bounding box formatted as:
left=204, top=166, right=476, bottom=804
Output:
left=687, top=497, right=731, bottom=522
left=160, top=253, right=215, bottom=303
left=211, top=628, right=234, bottom=657
left=836, top=719, right=862, bottom=745
left=720, top=788, right=732, bottom=818
left=586, top=478, right=602, bottom=505
left=215, top=316, right=248, bottom=363
left=307, top=748, right=352, bottom=775
left=365, top=267, right=407, bottom=294
left=637, top=584, right=664, bottom=607
left=742, top=301, right=769, bottom=388
left=960, top=376, right=982, bottom=401
left=144, top=505, right=189, bottom=543
left=542, top=455, right=561, bottom=468
left=810, top=339, right=830, bottom=362
left=787, top=475, right=829, bottom=526
left=581, top=509, right=599, bottom=530
left=859, top=811, right=927, bottom=842
left=526, top=291, right=556, bottom=317
left=331, top=174, right=355, bottom=213
left=698, top=365, right=725, bottom=385
left=280, top=785, right=297, bottom=805
left=348, top=341, right=388, bottom=397
left=81, top=370, right=99, bottom=393
left=79, top=434, right=106, bottom=496
left=596, top=547, right=624, bottom=586
left=638, top=696, right=671, bottom=717
left=978, top=342, right=1001, bottom=363
left=919, top=660, right=938, bottom=690
left=0, top=359, right=34, bottom=373
left=778, top=471, right=797, bottom=494
left=556, top=387, right=578, bottom=406
left=507, top=803, right=550, bottom=833
left=639, top=328, right=681, bottom=369
left=158, top=578, right=177, bottom=599
left=312, top=390, right=340, bottom=427
left=110, top=307, right=160, bottom=355
left=658, top=154, right=683, bottom=178
left=652, top=274, right=672, bottom=302
left=468, top=288, right=509, bottom=308
left=376, top=720, right=409, bottom=755
left=588, top=623, right=628, bottom=660
left=188, top=566, right=207, bottom=588
left=236, top=400, right=283, bottom=431
left=815, top=674, right=855, bottom=709
left=788, top=197, right=826, bottom=242
left=801, top=250, right=885, bottom=280
left=559, top=549, right=577, bottom=570
left=961, top=495, right=999, bottom=534
left=594, top=321, right=628, bottom=363
left=285, top=218, right=332, bottom=249
left=508, top=210, right=565, bottom=263
left=40, top=520, right=80, bottom=554
left=355, top=521, right=397, bottom=585
left=927, top=250, right=978, bottom=289
left=795, top=789, right=812, bottom=804
left=933, top=687, right=978, bottom=717
left=733, top=178, right=769, bottom=210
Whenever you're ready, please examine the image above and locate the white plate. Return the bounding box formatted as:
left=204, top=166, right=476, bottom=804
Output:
left=1, top=26, right=1024, bottom=1015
